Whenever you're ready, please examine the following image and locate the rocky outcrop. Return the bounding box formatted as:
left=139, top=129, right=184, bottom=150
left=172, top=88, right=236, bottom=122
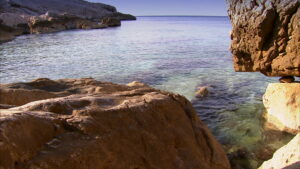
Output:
left=258, top=133, right=300, bottom=169
left=0, top=78, right=230, bottom=169
left=0, top=0, right=136, bottom=42
left=227, top=1, right=300, bottom=168
left=227, top=0, right=300, bottom=76
left=263, top=83, right=300, bottom=134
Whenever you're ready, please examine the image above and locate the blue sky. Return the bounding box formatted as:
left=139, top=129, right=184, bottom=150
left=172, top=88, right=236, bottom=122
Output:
left=88, top=0, right=228, bottom=16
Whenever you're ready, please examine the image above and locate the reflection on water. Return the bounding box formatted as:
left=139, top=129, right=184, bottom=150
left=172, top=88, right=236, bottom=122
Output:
left=0, top=16, right=292, bottom=168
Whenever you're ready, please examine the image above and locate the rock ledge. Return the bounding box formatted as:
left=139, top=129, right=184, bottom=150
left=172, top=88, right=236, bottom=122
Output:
left=0, top=78, right=230, bottom=169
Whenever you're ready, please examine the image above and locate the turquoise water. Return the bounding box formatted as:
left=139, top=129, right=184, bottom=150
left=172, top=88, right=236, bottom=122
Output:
left=0, top=16, right=292, bottom=168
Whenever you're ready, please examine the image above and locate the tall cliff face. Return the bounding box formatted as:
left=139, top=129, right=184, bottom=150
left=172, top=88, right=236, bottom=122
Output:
left=227, top=0, right=300, bottom=76
left=0, top=0, right=136, bottom=42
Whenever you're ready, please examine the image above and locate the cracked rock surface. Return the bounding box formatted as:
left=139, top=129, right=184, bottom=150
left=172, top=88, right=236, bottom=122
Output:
left=0, top=78, right=230, bottom=169
left=227, top=0, right=300, bottom=76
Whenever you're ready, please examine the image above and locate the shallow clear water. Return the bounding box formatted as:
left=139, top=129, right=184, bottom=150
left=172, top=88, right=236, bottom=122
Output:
left=0, top=16, right=293, bottom=168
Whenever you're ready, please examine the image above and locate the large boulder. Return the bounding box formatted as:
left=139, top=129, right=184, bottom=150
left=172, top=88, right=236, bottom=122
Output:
left=0, top=78, right=230, bottom=169
left=263, top=83, right=300, bottom=134
left=227, top=0, right=300, bottom=76
left=258, top=133, right=300, bottom=169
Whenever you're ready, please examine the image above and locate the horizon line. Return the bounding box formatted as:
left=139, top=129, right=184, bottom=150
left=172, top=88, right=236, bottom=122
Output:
left=135, top=15, right=228, bottom=17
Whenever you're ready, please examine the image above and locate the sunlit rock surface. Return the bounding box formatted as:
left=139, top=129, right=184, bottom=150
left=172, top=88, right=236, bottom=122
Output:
left=227, top=0, right=300, bottom=76
left=263, top=83, right=300, bottom=134
left=0, top=78, right=230, bottom=169
left=258, top=133, right=300, bottom=169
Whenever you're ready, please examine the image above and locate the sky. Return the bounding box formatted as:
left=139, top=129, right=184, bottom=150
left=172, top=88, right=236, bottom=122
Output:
left=87, top=0, right=228, bottom=16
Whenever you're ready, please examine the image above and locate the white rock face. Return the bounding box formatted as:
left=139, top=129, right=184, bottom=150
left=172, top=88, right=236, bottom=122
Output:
left=263, top=83, right=300, bottom=134
left=259, top=133, right=300, bottom=169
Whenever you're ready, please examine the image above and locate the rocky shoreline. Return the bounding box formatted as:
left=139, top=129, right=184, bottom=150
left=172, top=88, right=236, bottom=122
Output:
left=0, top=0, right=136, bottom=43
left=0, top=0, right=299, bottom=169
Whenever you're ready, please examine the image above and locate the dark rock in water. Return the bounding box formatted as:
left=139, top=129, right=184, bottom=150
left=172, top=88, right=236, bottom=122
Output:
left=227, top=148, right=252, bottom=169
left=101, top=17, right=121, bottom=27
left=227, top=0, right=300, bottom=76
left=279, top=76, right=295, bottom=83
left=0, top=0, right=136, bottom=43
left=254, top=146, right=274, bottom=161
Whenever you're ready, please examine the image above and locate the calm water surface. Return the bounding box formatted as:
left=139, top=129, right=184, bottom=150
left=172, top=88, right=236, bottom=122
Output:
left=0, top=16, right=292, bottom=168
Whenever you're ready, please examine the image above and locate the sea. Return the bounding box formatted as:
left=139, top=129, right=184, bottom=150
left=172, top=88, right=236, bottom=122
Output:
left=0, top=16, right=293, bottom=168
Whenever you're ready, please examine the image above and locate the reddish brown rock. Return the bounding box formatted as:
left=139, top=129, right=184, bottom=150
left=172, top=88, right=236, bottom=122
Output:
left=0, top=78, right=132, bottom=106
left=227, top=0, right=300, bottom=76
left=0, top=78, right=230, bottom=169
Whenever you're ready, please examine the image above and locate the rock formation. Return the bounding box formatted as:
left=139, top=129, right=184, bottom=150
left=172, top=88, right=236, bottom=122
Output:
left=258, top=133, right=300, bottom=169
left=227, top=0, right=300, bottom=76
left=195, top=86, right=209, bottom=98
left=263, top=83, right=300, bottom=134
left=0, top=78, right=231, bottom=169
left=227, top=1, right=300, bottom=168
left=0, top=0, right=136, bottom=42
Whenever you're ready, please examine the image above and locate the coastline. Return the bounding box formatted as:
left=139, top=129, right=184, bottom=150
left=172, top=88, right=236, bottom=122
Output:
left=0, top=0, right=136, bottom=43
left=1, top=0, right=299, bottom=169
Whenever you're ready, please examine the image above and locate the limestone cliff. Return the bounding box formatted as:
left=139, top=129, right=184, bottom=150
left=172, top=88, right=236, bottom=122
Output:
left=227, top=0, right=300, bottom=76
left=0, top=78, right=231, bottom=169
left=0, top=0, right=136, bottom=42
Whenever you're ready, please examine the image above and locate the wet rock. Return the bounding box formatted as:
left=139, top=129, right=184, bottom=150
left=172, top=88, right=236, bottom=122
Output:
left=279, top=76, right=295, bottom=83
left=263, top=83, right=300, bottom=134
left=227, top=0, right=300, bottom=76
left=0, top=78, right=231, bottom=169
left=101, top=17, right=121, bottom=27
left=227, top=147, right=252, bottom=169
left=259, top=133, right=300, bottom=169
left=195, top=86, right=209, bottom=98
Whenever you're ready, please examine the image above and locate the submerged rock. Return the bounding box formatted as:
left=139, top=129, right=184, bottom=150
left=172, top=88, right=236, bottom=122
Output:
left=0, top=0, right=136, bottom=43
left=258, top=133, right=300, bottom=169
left=263, top=83, right=300, bottom=134
left=195, top=86, right=209, bottom=98
left=0, top=78, right=230, bottom=169
left=227, top=0, right=300, bottom=76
